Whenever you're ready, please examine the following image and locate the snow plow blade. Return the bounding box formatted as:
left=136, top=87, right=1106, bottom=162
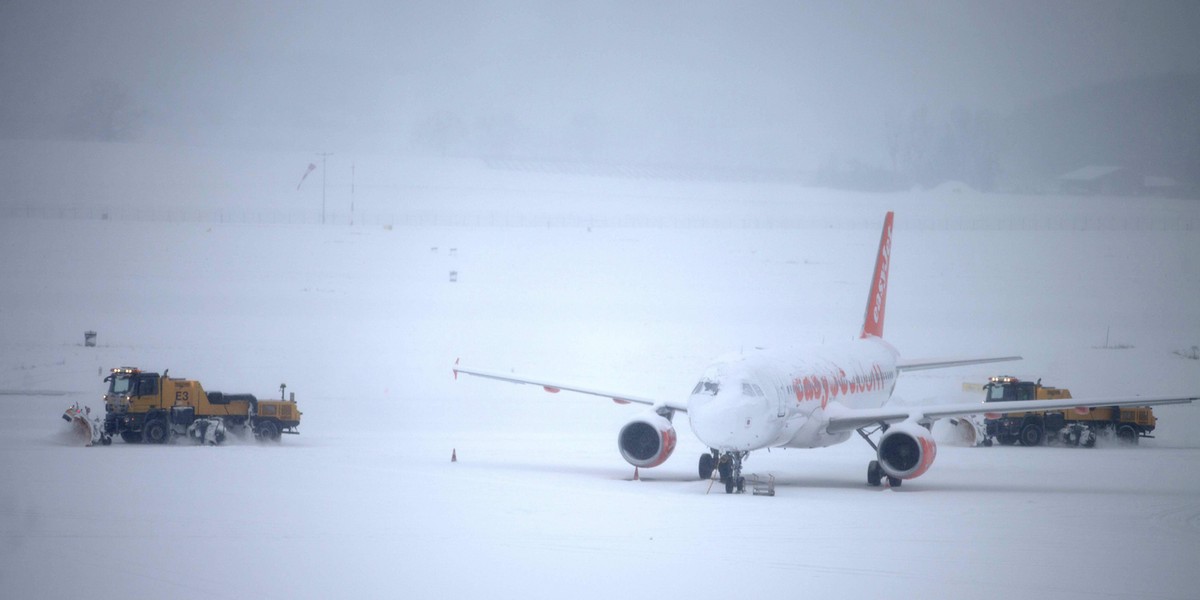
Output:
left=62, top=403, right=109, bottom=446
left=949, top=415, right=986, bottom=447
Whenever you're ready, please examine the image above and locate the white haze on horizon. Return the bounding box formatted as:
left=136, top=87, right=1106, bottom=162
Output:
left=1, top=1, right=1198, bottom=171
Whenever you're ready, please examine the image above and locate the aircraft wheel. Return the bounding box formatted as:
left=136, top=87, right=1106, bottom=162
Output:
left=867, top=460, right=883, bottom=486
left=698, top=453, right=715, bottom=479
left=735, top=476, right=745, bottom=493
left=887, top=476, right=902, bottom=488
left=724, top=479, right=735, bottom=494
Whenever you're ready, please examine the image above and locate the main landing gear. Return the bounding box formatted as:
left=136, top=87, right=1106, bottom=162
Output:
left=856, top=425, right=902, bottom=488
left=699, top=449, right=747, bottom=494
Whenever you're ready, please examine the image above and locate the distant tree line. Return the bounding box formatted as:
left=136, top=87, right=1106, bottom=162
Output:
left=813, top=106, right=1001, bottom=193
left=885, top=106, right=1000, bottom=192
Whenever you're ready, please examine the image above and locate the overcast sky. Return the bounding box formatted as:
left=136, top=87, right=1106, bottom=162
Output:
left=1, top=0, right=1197, bottom=168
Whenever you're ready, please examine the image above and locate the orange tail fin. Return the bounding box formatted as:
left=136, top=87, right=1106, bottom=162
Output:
left=860, top=212, right=894, bottom=339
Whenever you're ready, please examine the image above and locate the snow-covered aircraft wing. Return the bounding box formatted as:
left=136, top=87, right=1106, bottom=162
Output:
left=896, top=355, right=1022, bottom=372
left=453, top=361, right=687, bottom=413
left=825, top=394, right=1197, bottom=434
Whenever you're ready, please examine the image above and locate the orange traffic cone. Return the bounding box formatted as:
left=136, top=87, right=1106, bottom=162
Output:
left=451, top=448, right=457, bottom=462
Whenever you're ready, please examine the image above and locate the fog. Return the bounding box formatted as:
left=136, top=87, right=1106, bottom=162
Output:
left=3, top=4, right=1200, bottom=597
left=2, top=1, right=1198, bottom=174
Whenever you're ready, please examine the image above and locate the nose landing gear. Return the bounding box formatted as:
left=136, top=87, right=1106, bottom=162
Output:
left=699, top=449, right=748, bottom=493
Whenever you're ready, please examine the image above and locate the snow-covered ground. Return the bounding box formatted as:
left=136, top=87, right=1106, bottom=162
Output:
left=2, top=143, right=1199, bottom=599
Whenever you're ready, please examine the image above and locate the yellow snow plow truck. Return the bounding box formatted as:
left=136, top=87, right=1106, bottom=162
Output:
left=981, top=375, right=1155, bottom=447
left=102, top=367, right=301, bottom=444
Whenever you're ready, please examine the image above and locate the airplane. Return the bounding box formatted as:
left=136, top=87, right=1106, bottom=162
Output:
left=454, top=212, right=1197, bottom=492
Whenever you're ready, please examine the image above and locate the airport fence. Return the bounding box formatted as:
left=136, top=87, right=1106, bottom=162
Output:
left=1, top=203, right=1197, bottom=232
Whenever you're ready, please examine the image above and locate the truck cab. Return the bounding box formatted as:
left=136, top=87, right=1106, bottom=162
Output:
left=984, top=375, right=1071, bottom=403
left=103, top=367, right=162, bottom=441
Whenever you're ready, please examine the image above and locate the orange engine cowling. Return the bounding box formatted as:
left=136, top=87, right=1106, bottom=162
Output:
left=617, top=414, right=677, bottom=468
left=877, top=421, right=937, bottom=480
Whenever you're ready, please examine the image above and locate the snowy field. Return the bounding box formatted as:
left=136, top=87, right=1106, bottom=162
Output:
left=2, top=146, right=1199, bottom=599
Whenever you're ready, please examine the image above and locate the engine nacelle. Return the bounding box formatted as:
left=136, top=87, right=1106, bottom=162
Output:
left=877, top=421, right=937, bottom=480
left=617, top=414, right=677, bottom=468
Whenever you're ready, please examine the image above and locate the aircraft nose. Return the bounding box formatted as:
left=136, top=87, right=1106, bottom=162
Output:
left=688, top=392, right=775, bottom=451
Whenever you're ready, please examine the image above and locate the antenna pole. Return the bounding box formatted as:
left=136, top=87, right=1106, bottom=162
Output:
left=317, top=152, right=333, bottom=224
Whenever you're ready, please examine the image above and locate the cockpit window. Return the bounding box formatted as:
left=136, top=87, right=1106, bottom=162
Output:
left=694, top=380, right=719, bottom=396
left=740, top=382, right=767, bottom=397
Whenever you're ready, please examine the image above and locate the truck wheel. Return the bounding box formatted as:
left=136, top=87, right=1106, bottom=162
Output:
left=1061, top=427, right=1078, bottom=446
left=1019, top=423, right=1044, bottom=447
left=257, top=419, right=281, bottom=442
left=143, top=419, right=170, bottom=444
left=1115, top=425, right=1138, bottom=445
left=1082, top=428, right=1097, bottom=447
left=997, top=434, right=1017, bottom=446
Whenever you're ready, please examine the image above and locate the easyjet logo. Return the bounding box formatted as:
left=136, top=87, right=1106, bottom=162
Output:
left=792, top=364, right=894, bottom=409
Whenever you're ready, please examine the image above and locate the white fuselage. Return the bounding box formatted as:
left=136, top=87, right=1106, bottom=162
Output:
left=686, top=336, right=900, bottom=452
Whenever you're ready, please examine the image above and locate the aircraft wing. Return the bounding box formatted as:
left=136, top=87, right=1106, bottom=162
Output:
left=896, top=355, right=1022, bottom=372
left=453, top=361, right=687, bottom=413
left=825, top=394, right=1197, bottom=434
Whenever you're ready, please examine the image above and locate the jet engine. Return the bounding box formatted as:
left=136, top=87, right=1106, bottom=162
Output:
left=617, top=414, right=677, bottom=468
left=877, top=421, right=937, bottom=480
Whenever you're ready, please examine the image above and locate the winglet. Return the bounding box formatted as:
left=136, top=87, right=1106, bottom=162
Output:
left=860, top=212, right=894, bottom=339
